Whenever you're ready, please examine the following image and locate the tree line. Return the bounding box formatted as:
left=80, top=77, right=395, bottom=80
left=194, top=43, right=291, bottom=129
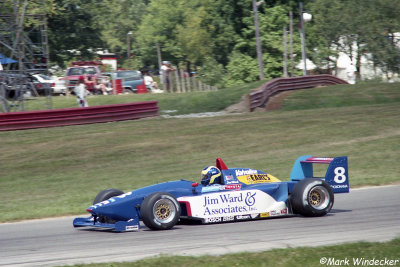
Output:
left=2, top=0, right=400, bottom=88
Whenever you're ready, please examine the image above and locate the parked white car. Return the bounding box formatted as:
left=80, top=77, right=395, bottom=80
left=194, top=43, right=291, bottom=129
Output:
left=32, top=74, right=67, bottom=95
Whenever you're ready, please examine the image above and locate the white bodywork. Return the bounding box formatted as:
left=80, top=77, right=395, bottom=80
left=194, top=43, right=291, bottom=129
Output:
left=178, top=189, right=288, bottom=223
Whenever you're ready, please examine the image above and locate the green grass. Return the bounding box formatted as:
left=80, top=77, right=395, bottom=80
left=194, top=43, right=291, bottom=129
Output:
left=281, top=82, right=400, bottom=111
left=0, top=81, right=399, bottom=222
left=64, top=238, right=400, bottom=267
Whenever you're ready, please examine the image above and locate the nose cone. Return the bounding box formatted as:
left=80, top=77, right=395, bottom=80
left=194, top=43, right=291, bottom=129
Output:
left=86, top=192, right=139, bottom=221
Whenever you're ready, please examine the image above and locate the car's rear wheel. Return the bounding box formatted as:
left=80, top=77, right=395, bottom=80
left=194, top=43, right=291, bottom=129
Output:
left=290, top=179, right=334, bottom=217
left=93, top=188, right=124, bottom=223
left=141, top=192, right=180, bottom=230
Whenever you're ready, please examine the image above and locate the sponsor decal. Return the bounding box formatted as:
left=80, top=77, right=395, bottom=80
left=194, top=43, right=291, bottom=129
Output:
left=236, top=215, right=250, bottom=220
left=202, top=191, right=257, bottom=216
left=223, top=184, right=241, bottom=190
left=201, top=184, right=241, bottom=193
left=178, top=189, right=286, bottom=220
left=223, top=216, right=235, bottom=222
left=125, top=225, right=139, bottom=231
left=116, top=192, right=132, bottom=198
left=260, top=212, right=270, bottom=218
left=237, top=174, right=281, bottom=185
left=225, top=175, right=234, bottom=180
left=235, top=169, right=258, bottom=176
left=226, top=180, right=239, bottom=185
left=90, top=192, right=133, bottom=209
left=205, top=217, right=222, bottom=223
left=270, top=208, right=288, bottom=216
left=331, top=184, right=349, bottom=189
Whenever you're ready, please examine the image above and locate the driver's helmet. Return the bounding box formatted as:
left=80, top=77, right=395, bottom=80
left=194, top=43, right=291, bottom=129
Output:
left=201, top=166, right=222, bottom=186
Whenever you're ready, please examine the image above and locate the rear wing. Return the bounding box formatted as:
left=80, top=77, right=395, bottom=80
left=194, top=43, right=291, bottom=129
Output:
left=290, top=155, right=349, bottom=193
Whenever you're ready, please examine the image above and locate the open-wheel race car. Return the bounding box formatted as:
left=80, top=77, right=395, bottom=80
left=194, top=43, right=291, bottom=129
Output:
left=73, top=155, right=349, bottom=232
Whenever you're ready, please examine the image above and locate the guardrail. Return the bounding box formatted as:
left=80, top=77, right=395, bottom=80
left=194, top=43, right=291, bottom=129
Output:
left=248, top=74, right=348, bottom=111
left=0, top=101, right=159, bottom=131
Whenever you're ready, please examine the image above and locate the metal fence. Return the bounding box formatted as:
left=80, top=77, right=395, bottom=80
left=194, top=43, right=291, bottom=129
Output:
left=0, top=101, right=159, bottom=131
left=247, top=74, right=348, bottom=111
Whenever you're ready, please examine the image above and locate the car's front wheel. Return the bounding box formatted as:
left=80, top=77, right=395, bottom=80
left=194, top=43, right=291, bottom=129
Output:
left=140, top=192, right=180, bottom=230
left=290, top=179, right=334, bottom=217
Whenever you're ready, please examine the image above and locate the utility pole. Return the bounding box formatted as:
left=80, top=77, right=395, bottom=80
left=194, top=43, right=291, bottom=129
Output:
left=126, top=31, right=132, bottom=59
left=156, top=42, right=162, bottom=69
left=289, top=11, right=294, bottom=77
left=283, top=26, right=288, bottom=77
left=299, top=2, right=307, bottom=76
left=252, top=0, right=264, bottom=80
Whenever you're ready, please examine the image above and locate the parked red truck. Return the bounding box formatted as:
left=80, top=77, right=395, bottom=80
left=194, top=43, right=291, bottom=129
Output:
left=63, top=61, right=109, bottom=94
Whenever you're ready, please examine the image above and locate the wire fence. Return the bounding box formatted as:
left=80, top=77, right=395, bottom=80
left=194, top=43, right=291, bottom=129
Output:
left=161, top=69, right=218, bottom=93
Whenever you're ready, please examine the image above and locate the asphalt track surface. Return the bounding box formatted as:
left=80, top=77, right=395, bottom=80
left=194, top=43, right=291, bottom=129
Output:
left=1, top=185, right=399, bottom=267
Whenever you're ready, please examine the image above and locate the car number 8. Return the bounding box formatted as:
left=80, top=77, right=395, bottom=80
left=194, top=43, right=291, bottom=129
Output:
left=334, top=167, right=346, bottom=183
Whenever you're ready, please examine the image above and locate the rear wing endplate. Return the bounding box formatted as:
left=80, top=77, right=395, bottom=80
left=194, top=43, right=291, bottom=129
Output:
left=290, top=155, right=349, bottom=193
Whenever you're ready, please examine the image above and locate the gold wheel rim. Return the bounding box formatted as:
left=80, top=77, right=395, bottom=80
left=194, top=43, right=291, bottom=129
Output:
left=155, top=203, right=171, bottom=220
left=309, top=190, right=321, bottom=206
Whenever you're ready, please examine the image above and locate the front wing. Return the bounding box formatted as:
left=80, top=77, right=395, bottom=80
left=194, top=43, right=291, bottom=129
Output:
left=73, top=216, right=140, bottom=232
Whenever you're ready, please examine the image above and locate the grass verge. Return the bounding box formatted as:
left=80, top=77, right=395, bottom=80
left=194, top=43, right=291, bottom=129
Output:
left=64, top=238, right=400, bottom=267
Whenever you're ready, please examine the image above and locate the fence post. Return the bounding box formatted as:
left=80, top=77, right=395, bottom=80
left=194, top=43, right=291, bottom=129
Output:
left=161, top=72, right=167, bottom=92
left=174, top=70, right=181, bottom=93
left=185, top=72, right=191, bottom=92
left=192, top=75, right=197, bottom=91
left=168, top=72, right=173, bottom=92
left=179, top=69, right=186, bottom=92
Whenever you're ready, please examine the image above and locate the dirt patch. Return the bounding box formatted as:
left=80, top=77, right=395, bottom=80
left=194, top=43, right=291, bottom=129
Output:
left=265, top=91, right=293, bottom=110
left=224, top=95, right=249, bottom=113
left=224, top=91, right=294, bottom=113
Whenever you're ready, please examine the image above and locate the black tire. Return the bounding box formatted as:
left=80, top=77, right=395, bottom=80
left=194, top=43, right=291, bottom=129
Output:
left=141, top=192, right=180, bottom=230
left=290, top=179, right=334, bottom=217
left=95, top=89, right=103, bottom=95
left=93, top=188, right=124, bottom=205
left=123, top=88, right=135, bottom=94
left=93, top=188, right=124, bottom=223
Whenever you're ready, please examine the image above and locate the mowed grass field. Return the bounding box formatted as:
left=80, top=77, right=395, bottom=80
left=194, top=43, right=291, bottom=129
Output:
left=0, top=81, right=399, bottom=222
left=65, top=238, right=400, bottom=267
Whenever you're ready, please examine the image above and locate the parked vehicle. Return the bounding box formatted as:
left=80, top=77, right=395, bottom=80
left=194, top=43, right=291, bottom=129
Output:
left=32, top=74, right=67, bottom=95
left=27, top=74, right=52, bottom=96
left=106, top=70, right=144, bottom=93
left=63, top=61, right=108, bottom=93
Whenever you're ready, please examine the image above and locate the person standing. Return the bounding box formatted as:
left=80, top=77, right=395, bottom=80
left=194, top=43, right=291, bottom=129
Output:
left=160, top=61, right=175, bottom=91
left=74, top=76, right=89, bottom=107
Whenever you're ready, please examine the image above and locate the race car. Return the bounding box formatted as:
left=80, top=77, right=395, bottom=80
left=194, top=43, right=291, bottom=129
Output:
left=73, top=155, right=349, bottom=232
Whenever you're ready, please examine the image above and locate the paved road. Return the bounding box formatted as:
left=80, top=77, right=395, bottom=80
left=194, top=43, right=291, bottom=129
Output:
left=1, top=185, right=399, bottom=267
